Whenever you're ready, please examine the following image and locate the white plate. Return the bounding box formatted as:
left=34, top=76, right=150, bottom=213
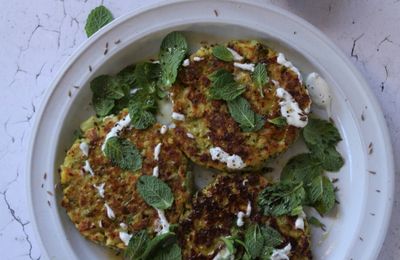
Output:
left=27, top=1, right=394, bottom=259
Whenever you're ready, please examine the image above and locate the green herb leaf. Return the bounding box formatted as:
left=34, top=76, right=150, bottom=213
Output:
left=244, top=224, right=264, bottom=258
left=257, top=181, right=306, bottom=217
left=303, top=118, right=342, bottom=150
left=125, top=230, right=149, bottom=259
left=104, top=137, right=142, bottom=171
left=306, top=175, right=324, bottom=204
left=221, top=237, right=236, bottom=254
left=137, top=176, right=174, bottom=210
left=85, top=5, right=113, bottom=37
left=308, top=216, right=326, bottom=231
left=259, top=246, right=274, bottom=260
left=159, top=32, right=188, bottom=88
left=261, top=226, right=284, bottom=247
left=117, top=65, right=136, bottom=86
left=252, top=63, right=269, bottom=97
left=208, top=69, right=246, bottom=101
left=134, top=62, right=161, bottom=92
left=268, top=116, right=287, bottom=127
left=212, top=45, right=234, bottom=62
left=280, top=153, right=324, bottom=185
left=311, top=146, right=344, bottom=172
left=241, top=113, right=265, bottom=132
left=314, top=176, right=336, bottom=215
left=92, top=95, right=114, bottom=117
left=153, top=242, right=182, bottom=260
left=90, top=75, right=125, bottom=99
left=128, top=102, right=157, bottom=130
left=141, top=232, right=177, bottom=259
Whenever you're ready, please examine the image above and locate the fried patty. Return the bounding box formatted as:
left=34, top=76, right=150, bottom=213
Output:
left=60, top=109, right=192, bottom=250
left=171, top=40, right=311, bottom=171
left=178, top=173, right=312, bottom=260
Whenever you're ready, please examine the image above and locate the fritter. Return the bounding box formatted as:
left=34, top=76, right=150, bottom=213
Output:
left=60, top=109, right=192, bottom=250
left=170, top=40, right=311, bottom=171
left=178, top=173, right=312, bottom=260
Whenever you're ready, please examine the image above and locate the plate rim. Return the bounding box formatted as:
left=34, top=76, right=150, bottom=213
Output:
left=26, top=0, right=395, bottom=259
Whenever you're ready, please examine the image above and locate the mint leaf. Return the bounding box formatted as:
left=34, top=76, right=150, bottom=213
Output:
left=314, top=176, right=336, bottom=215
left=261, top=226, right=284, bottom=247
left=258, top=181, right=306, bottom=216
left=221, top=236, right=236, bottom=254
left=303, top=118, right=342, bottom=149
left=212, top=45, right=234, bottom=62
left=260, top=246, right=274, bottom=260
left=159, top=32, right=188, bottom=87
left=280, top=153, right=323, bottom=185
left=252, top=63, right=269, bottom=97
left=104, top=137, right=142, bottom=171
left=208, top=69, right=246, bottom=101
left=241, top=113, right=265, bottom=132
left=92, top=95, right=114, bottom=117
left=311, top=146, right=344, bottom=172
left=117, top=65, right=136, bottom=86
left=244, top=224, right=264, bottom=258
left=134, top=62, right=160, bottom=92
left=153, top=242, right=181, bottom=260
left=85, top=6, right=113, bottom=37
left=141, top=232, right=177, bottom=259
left=129, top=102, right=157, bottom=130
left=268, top=116, right=287, bottom=127
left=125, top=230, right=149, bottom=259
left=306, top=175, right=324, bottom=204
left=90, top=75, right=125, bottom=99
left=137, top=176, right=174, bottom=210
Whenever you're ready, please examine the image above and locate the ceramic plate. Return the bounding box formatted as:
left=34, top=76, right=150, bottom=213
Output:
left=27, top=1, right=394, bottom=259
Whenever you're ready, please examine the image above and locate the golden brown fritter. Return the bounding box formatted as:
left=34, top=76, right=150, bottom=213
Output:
left=171, top=40, right=311, bottom=172
left=178, top=173, right=312, bottom=260
left=60, top=109, right=192, bottom=250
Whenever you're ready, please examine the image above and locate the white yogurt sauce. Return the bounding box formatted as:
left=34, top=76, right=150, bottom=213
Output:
left=276, top=88, right=308, bottom=128
left=160, top=125, right=168, bottom=134
left=79, top=142, right=89, bottom=157
left=182, top=58, right=190, bottom=67
left=227, top=47, right=244, bottom=61
left=186, top=132, right=195, bottom=139
left=119, top=223, right=127, bottom=229
left=233, top=62, right=255, bottom=72
left=209, top=147, right=246, bottom=169
left=119, top=231, right=132, bottom=246
left=193, top=56, right=204, bottom=61
left=98, top=220, right=103, bottom=228
left=306, top=72, right=332, bottom=109
left=152, top=166, right=159, bottom=177
left=236, top=201, right=252, bottom=227
left=154, top=143, right=162, bottom=161
left=213, top=247, right=234, bottom=260
left=104, top=203, right=115, bottom=220
left=271, top=243, right=292, bottom=260
left=168, top=123, right=176, bottom=129
left=83, top=160, right=95, bottom=176
left=295, top=211, right=306, bottom=230
left=130, top=88, right=140, bottom=95
left=277, top=53, right=303, bottom=82
left=171, top=112, right=185, bottom=121
left=93, top=183, right=105, bottom=198
left=101, top=114, right=131, bottom=152
left=155, top=209, right=170, bottom=235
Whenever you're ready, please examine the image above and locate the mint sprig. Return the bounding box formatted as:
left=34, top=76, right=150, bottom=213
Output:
left=104, top=137, right=142, bottom=171
left=137, top=176, right=174, bottom=210
left=244, top=224, right=264, bottom=258
left=212, top=45, right=234, bottom=62
left=125, top=231, right=181, bottom=260
left=252, top=63, right=269, bottom=97
left=159, top=32, right=188, bottom=88
left=257, top=181, right=306, bottom=217
left=85, top=5, right=113, bottom=37
left=267, top=116, right=287, bottom=127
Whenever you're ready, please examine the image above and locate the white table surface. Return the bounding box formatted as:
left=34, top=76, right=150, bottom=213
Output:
left=0, top=0, right=399, bottom=259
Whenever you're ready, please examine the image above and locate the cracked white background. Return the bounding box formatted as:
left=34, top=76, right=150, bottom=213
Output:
left=0, top=0, right=399, bottom=259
